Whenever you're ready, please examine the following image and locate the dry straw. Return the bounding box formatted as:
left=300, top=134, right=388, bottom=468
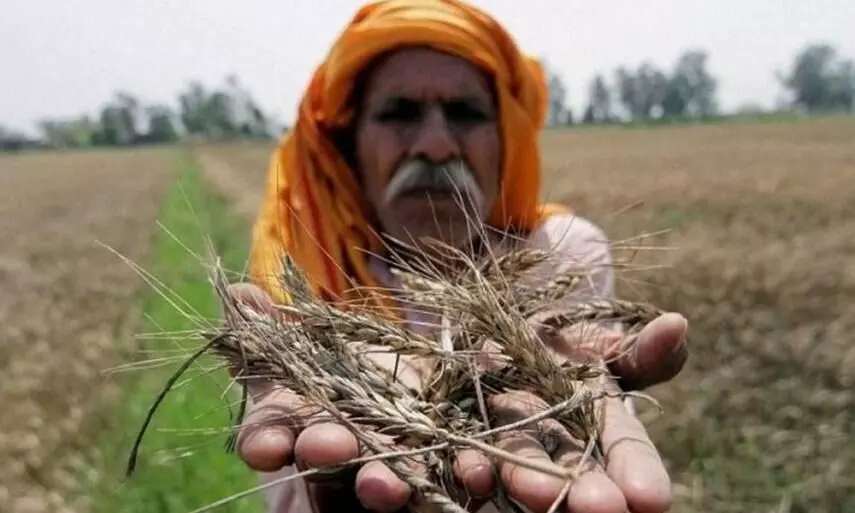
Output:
left=126, top=218, right=669, bottom=512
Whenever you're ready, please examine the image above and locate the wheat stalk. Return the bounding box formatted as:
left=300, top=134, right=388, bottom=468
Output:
left=127, top=234, right=667, bottom=512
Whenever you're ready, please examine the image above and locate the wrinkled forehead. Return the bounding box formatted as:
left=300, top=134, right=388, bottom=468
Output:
left=353, top=47, right=497, bottom=109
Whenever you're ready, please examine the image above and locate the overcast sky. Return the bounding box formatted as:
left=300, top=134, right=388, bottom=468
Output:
left=3, top=0, right=854, bottom=134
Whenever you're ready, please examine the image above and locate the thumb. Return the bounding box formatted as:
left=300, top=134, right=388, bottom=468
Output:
left=608, top=312, right=689, bottom=391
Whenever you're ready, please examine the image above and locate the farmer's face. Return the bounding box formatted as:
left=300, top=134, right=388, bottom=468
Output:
left=353, top=47, right=501, bottom=251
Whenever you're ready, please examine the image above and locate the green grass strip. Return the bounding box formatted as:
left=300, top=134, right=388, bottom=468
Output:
left=91, top=153, right=265, bottom=513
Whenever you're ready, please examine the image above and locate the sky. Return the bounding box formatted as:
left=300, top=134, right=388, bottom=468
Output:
left=2, top=0, right=854, bottom=135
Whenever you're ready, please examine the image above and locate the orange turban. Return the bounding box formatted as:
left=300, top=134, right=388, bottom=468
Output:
left=248, top=0, right=567, bottom=312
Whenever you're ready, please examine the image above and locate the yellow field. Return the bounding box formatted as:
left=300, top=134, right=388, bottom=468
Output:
left=0, top=149, right=178, bottom=511
left=197, top=117, right=855, bottom=512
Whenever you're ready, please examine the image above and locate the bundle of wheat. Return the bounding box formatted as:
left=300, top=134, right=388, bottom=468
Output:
left=128, top=236, right=666, bottom=513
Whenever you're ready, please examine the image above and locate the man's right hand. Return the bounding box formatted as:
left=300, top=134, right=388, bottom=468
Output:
left=228, top=282, right=466, bottom=512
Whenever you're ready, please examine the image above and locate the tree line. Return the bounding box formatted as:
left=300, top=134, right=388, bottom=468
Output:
left=2, top=42, right=853, bottom=152
left=546, top=42, right=854, bottom=127
left=1, top=75, right=279, bottom=152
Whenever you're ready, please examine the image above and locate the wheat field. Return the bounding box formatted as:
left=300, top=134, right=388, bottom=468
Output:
left=196, top=117, right=855, bottom=512
left=0, top=148, right=178, bottom=512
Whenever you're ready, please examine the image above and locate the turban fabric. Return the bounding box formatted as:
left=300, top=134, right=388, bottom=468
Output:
left=248, top=0, right=567, bottom=314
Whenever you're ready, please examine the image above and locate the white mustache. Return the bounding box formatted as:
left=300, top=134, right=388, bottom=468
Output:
left=382, top=159, right=486, bottom=213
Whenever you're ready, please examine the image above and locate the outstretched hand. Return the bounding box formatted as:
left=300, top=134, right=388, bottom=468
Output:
left=226, top=282, right=688, bottom=513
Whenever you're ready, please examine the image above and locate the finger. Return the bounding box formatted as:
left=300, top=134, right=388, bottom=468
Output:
left=565, top=470, right=628, bottom=513
left=608, top=312, right=688, bottom=391
left=294, top=422, right=374, bottom=511
left=451, top=448, right=496, bottom=502
left=599, top=379, right=672, bottom=513
left=550, top=427, right=627, bottom=513
left=490, top=392, right=567, bottom=513
left=452, top=449, right=495, bottom=497
left=237, top=387, right=314, bottom=472
left=294, top=422, right=360, bottom=475
left=355, top=461, right=413, bottom=512
left=308, top=430, right=413, bottom=513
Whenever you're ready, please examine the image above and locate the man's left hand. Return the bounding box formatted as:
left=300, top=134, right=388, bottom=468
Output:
left=449, top=312, right=689, bottom=513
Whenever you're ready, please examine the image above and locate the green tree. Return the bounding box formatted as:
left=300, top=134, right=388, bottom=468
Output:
left=115, top=92, right=141, bottom=140
left=615, top=67, right=639, bottom=120
left=38, top=118, right=96, bottom=148
left=176, top=76, right=273, bottom=140
left=97, top=105, right=129, bottom=146
left=616, top=63, right=668, bottom=120
left=544, top=62, right=572, bottom=126
left=144, top=105, right=179, bottom=143
left=635, top=63, right=669, bottom=119
left=224, top=74, right=272, bottom=138
left=778, top=43, right=855, bottom=114
left=178, top=81, right=210, bottom=137
left=93, top=92, right=141, bottom=146
left=585, top=74, right=612, bottom=123
left=662, top=50, right=718, bottom=118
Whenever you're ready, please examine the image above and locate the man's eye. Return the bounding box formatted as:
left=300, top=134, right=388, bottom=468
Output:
left=444, top=101, right=489, bottom=123
left=375, top=100, right=422, bottom=123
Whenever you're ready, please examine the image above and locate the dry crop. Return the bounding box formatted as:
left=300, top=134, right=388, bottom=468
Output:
left=129, top=225, right=670, bottom=512
left=0, top=148, right=177, bottom=513
left=195, top=117, right=855, bottom=512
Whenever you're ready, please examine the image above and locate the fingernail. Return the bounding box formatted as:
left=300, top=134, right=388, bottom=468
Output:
left=462, top=463, right=485, bottom=483
left=666, top=312, right=689, bottom=331
left=671, top=314, right=689, bottom=345
left=248, top=427, right=293, bottom=467
left=238, top=427, right=294, bottom=471
left=462, top=464, right=495, bottom=498
left=258, top=427, right=291, bottom=447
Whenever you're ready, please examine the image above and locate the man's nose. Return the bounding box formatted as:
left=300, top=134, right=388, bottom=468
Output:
left=408, top=106, right=461, bottom=163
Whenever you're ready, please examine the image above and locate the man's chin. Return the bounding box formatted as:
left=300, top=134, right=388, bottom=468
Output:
left=382, top=217, right=481, bottom=253
left=380, top=195, right=488, bottom=250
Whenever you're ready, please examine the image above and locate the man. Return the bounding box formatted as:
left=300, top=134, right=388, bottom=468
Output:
left=227, top=1, right=689, bottom=512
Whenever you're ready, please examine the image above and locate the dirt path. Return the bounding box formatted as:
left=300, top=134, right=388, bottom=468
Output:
left=0, top=148, right=178, bottom=513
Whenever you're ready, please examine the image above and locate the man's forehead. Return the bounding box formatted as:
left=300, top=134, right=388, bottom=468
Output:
left=360, top=47, right=493, bottom=102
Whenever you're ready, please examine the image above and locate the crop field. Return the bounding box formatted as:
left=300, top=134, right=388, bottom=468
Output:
left=2, top=117, right=853, bottom=513
left=0, top=148, right=178, bottom=512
